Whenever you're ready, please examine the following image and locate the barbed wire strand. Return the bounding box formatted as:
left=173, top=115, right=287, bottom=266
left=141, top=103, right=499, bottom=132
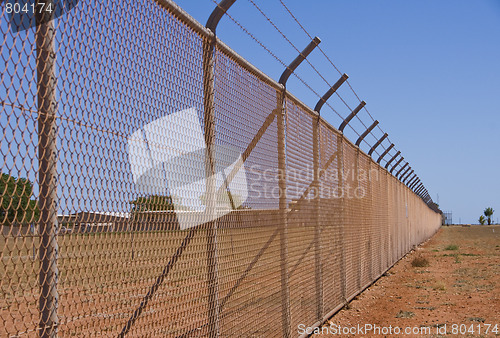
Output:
left=245, top=0, right=376, bottom=136
left=274, top=0, right=429, bottom=185
left=277, top=0, right=394, bottom=146
left=209, top=0, right=364, bottom=139
left=209, top=0, right=428, bottom=192
left=275, top=1, right=424, bottom=187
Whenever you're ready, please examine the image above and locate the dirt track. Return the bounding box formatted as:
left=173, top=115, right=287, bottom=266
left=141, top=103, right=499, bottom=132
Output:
left=314, top=225, right=500, bottom=337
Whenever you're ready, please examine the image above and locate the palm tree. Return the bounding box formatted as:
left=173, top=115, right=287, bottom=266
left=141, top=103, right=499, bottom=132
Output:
left=484, top=207, right=494, bottom=225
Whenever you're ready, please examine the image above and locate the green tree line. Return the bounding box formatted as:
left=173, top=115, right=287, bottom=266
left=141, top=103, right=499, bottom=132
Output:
left=0, top=173, right=39, bottom=225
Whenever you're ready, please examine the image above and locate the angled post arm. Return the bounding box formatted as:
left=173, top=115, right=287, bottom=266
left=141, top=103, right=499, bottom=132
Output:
left=338, top=101, right=366, bottom=132
left=368, top=133, right=388, bottom=156
left=376, top=143, right=394, bottom=164
left=390, top=155, right=404, bottom=174
left=355, top=120, right=379, bottom=147
left=384, top=150, right=401, bottom=169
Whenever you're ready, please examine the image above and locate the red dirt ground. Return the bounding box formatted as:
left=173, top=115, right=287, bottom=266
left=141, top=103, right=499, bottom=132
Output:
left=313, top=225, right=500, bottom=337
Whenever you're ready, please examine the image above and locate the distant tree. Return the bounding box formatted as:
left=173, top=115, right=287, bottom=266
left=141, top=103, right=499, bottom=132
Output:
left=479, top=215, right=486, bottom=225
left=484, top=207, right=494, bottom=225
left=0, top=173, right=39, bottom=225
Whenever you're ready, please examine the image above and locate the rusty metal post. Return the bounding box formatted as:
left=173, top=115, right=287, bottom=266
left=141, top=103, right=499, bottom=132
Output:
left=408, top=177, right=418, bottom=190
left=407, top=175, right=418, bottom=188
left=410, top=179, right=421, bottom=191
left=203, top=2, right=237, bottom=335
left=202, top=38, right=220, bottom=337
left=354, top=149, right=362, bottom=290
left=278, top=36, right=320, bottom=337
left=203, top=38, right=220, bottom=336
left=275, top=88, right=291, bottom=337
left=407, top=174, right=417, bottom=186
left=36, top=2, right=59, bottom=336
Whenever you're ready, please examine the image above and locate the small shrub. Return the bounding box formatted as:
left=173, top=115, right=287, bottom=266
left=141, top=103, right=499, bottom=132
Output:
left=433, top=281, right=447, bottom=291
left=415, top=306, right=436, bottom=311
left=445, top=244, right=459, bottom=251
left=396, top=310, right=415, bottom=318
left=411, top=256, right=429, bottom=267
left=468, top=317, right=485, bottom=323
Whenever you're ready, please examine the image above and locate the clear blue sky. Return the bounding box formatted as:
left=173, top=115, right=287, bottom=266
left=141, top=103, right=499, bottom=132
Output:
left=173, top=0, right=500, bottom=224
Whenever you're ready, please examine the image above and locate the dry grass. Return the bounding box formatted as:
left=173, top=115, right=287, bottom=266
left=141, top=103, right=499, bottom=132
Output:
left=445, top=244, right=459, bottom=251
left=432, top=280, right=447, bottom=291
left=411, top=256, right=429, bottom=267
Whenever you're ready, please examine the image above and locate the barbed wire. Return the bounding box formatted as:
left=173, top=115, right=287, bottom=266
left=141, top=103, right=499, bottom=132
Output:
left=207, top=0, right=430, bottom=200
left=244, top=0, right=399, bottom=154
left=277, top=0, right=394, bottom=149
left=209, top=0, right=364, bottom=140
left=274, top=0, right=431, bottom=197
left=245, top=0, right=400, bottom=154
left=275, top=0, right=429, bottom=194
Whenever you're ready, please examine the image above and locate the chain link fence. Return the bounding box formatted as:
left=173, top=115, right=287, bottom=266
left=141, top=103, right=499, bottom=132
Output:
left=1, top=0, right=441, bottom=336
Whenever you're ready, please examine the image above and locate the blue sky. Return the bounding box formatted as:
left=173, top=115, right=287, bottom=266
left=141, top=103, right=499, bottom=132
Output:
left=173, top=0, right=500, bottom=224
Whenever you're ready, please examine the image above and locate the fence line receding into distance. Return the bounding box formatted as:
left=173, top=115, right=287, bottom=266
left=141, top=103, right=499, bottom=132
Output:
left=0, top=0, right=441, bottom=337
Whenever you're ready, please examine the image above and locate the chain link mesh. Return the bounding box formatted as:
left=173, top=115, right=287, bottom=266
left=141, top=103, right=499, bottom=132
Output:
left=1, top=0, right=441, bottom=336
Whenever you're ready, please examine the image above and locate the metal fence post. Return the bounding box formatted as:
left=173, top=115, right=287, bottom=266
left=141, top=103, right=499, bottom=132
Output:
left=313, top=74, right=348, bottom=312
left=275, top=89, right=291, bottom=337
left=204, top=3, right=237, bottom=335
left=36, top=2, right=59, bottom=336
left=396, top=162, right=410, bottom=180
left=312, top=114, right=323, bottom=321
left=337, top=134, right=347, bottom=302
left=277, top=36, right=320, bottom=337
left=202, top=32, right=220, bottom=338
left=339, top=101, right=366, bottom=133
left=354, top=149, right=362, bottom=290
